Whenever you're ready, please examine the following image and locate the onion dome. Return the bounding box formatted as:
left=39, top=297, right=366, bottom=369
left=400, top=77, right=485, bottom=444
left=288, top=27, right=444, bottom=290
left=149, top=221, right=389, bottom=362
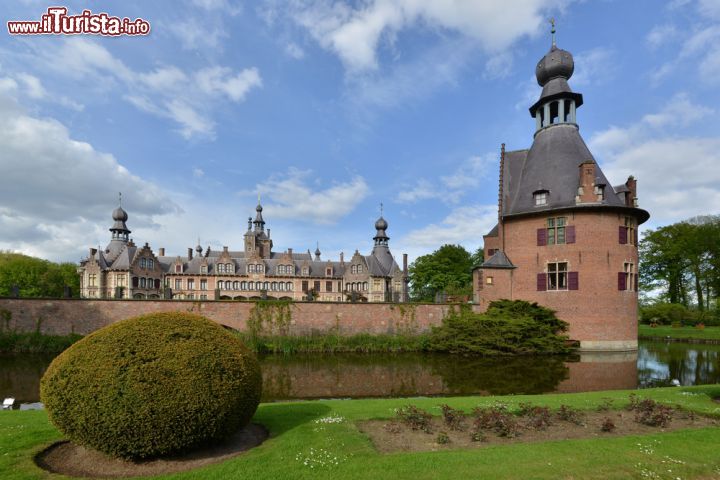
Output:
left=112, top=206, right=128, bottom=222
left=375, top=216, right=388, bottom=231
left=535, top=46, right=574, bottom=86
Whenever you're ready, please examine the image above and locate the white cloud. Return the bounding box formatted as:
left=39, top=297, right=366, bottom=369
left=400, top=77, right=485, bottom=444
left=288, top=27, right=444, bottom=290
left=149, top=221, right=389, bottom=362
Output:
left=397, top=153, right=497, bottom=204
left=589, top=93, right=720, bottom=225
left=399, top=204, right=497, bottom=257
left=646, top=24, right=678, bottom=50
left=167, top=19, right=228, bottom=50
left=193, top=168, right=205, bottom=178
left=0, top=94, right=179, bottom=260
left=698, top=0, right=720, bottom=19
left=571, top=47, right=615, bottom=87
left=195, top=66, right=262, bottom=101
left=285, top=0, right=572, bottom=72
left=36, top=38, right=262, bottom=139
left=285, top=42, right=306, bottom=59
left=253, top=169, right=369, bottom=224
left=16, top=73, right=45, bottom=99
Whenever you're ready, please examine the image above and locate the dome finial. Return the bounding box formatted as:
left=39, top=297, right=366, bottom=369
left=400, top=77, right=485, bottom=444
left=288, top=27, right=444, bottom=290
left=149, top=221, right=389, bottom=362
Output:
left=118, top=191, right=122, bottom=207
left=550, top=17, right=556, bottom=48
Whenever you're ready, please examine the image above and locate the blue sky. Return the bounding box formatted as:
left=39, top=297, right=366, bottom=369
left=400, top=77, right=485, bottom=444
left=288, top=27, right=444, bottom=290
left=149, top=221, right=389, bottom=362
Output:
left=1, top=0, right=719, bottom=263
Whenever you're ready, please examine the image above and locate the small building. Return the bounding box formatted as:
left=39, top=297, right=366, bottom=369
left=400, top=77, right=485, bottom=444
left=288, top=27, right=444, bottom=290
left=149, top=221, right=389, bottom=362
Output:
left=78, top=201, right=409, bottom=302
left=473, top=37, right=649, bottom=352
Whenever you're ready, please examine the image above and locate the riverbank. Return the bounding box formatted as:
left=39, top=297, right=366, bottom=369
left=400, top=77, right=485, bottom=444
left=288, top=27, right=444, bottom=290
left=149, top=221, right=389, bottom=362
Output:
left=638, top=324, right=720, bottom=343
left=0, top=331, right=82, bottom=353
left=3, top=385, right=720, bottom=479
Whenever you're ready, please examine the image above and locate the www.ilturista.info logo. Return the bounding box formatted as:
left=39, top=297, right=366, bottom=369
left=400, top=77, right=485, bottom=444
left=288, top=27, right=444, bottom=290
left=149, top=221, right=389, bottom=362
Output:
left=7, top=7, right=150, bottom=36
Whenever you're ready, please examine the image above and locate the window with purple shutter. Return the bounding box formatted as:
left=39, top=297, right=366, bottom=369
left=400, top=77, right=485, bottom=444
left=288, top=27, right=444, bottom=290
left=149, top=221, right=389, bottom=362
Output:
left=619, top=226, right=628, bottom=244
left=618, top=272, right=627, bottom=290
left=568, top=272, right=579, bottom=290
left=537, top=228, right=547, bottom=246
left=537, top=273, right=547, bottom=291
left=566, top=225, right=576, bottom=244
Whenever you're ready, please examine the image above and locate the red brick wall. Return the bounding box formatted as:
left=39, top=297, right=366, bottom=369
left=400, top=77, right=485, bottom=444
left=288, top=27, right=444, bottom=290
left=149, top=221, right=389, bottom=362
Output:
left=475, top=210, right=640, bottom=349
left=0, top=298, right=456, bottom=336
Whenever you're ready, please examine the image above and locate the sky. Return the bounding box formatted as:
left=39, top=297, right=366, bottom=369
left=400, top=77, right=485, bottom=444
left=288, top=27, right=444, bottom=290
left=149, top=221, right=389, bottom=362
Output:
left=0, top=0, right=719, bottom=264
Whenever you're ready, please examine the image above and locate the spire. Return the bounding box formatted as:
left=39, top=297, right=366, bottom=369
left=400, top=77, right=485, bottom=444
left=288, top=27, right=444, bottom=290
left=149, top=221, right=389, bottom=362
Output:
left=253, top=199, right=265, bottom=232
left=110, top=195, right=130, bottom=242
left=550, top=17, right=556, bottom=48
left=196, top=238, right=202, bottom=255
left=314, top=242, right=321, bottom=261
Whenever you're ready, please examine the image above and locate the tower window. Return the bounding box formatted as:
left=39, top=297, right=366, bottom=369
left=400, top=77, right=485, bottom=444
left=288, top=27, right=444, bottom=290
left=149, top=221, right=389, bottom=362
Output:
left=594, top=185, right=604, bottom=201
left=547, top=262, right=568, bottom=290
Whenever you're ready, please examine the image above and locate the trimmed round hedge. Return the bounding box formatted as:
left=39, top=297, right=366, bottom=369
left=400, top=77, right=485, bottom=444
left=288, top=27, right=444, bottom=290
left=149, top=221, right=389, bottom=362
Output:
left=40, top=312, right=262, bottom=460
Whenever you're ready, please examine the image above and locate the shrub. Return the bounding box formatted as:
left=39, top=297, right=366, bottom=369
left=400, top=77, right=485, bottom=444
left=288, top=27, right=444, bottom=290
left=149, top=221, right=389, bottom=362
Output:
left=557, top=405, right=584, bottom=425
left=436, top=431, right=450, bottom=444
left=40, top=312, right=262, bottom=460
left=427, top=300, right=574, bottom=356
left=473, top=404, right=521, bottom=438
left=627, top=396, right=673, bottom=427
left=600, top=417, right=616, bottom=432
left=518, top=403, right=553, bottom=430
left=640, top=302, right=708, bottom=326
left=597, top=398, right=614, bottom=412
left=440, top=404, right=466, bottom=431
left=396, top=405, right=433, bottom=433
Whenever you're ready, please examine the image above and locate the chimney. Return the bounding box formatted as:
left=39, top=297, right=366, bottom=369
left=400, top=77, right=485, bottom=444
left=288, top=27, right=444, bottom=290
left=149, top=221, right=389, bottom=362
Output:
left=403, top=253, right=408, bottom=274
left=188, top=248, right=193, bottom=260
left=223, top=246, right=229, bottom=253
left=267, top=228, right=271, bottom=238
left=626, top=175, right=637, bottom=207
left=288, top=248, right=293, bottom=256
left=576, top=161, right=596, bottom=203
left=89, top=248, right=97, bottom=257
left=340, top=251, right=344, bottom=264
left=159, top=247, right=165, bottom=256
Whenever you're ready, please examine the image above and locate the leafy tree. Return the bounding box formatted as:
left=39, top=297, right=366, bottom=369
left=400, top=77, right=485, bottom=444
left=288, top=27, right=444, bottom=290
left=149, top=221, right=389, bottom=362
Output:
left=640, top=216, right=720, bottom=310
left=408, top=244, right=478, bottom=302
left=0, top=251, right=79, bottom=298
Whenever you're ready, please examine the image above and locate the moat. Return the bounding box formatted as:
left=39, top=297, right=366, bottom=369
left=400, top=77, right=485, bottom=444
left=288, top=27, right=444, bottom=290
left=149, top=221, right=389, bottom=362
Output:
left=1, top=340, right=717, bottom=405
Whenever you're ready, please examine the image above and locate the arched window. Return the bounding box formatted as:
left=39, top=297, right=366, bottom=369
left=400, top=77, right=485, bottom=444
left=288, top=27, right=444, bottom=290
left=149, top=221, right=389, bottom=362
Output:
left=363, top=282, right=368, bottom=291
left=279, top=282, right=285, bottom=291
left=140, top=278, right=146, bottom=288
left=219, top=281, right=224, bottom=290
left=233, top=281, right=239, bottom=290
left=271, top=282, right=277, bottom=291
left=287, top=282, right=293, bottom=291
left=263, top=281, right=269, bottom=290
left=241, top=281, right=247, bottom=290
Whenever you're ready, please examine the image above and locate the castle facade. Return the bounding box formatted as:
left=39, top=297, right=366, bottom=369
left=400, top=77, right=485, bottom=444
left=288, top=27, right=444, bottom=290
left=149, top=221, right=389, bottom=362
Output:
left=78, top=202, right=408, bottom=303
left=473, top=37, right=649, bottom=351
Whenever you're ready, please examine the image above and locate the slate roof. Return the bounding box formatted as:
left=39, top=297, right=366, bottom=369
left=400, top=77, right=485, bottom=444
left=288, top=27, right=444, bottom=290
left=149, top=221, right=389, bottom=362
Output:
left=501, top=125, right=649, bottom=223
left=478, top=250, right=516, bottom=270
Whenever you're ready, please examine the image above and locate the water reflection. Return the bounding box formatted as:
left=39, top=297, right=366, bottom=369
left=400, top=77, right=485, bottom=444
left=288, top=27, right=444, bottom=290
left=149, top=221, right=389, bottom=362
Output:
left=5, top=342, right=720, bottom=403
left=639, top=341, right=720, bottom=388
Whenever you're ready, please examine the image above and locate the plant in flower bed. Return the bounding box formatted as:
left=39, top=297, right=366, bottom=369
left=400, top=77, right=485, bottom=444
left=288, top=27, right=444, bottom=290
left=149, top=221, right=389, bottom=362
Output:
left=472, top=403, right=521, bottom=438
left=395, top=405, right=433, bottom=433
left=557, top=404, right=585, bottom=425
left=627, top=396, right=674, bottom=427
left=518, top=403, right=553, bottom=430
left=600, top=417, right=616, bottom=432
left=436, top=431, right=450, bottom=445
left=40, top=312, right=262, bottom=460
left=440, top=404, right=466, bottom=431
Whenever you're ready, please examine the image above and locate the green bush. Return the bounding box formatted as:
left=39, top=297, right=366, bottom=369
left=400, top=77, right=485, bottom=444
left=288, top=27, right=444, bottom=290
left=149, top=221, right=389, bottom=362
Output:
left=427, top=300, right=573, bottom=355
left=639, top=302, right=719, bottom=326
left=40, top=312, right=262, bottom=460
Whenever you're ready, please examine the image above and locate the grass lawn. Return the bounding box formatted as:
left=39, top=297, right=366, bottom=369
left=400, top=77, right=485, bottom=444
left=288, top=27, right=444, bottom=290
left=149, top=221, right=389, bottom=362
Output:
left=639, top=324, right=720, bottom=341
left=3, top=386, right=720, bottom=479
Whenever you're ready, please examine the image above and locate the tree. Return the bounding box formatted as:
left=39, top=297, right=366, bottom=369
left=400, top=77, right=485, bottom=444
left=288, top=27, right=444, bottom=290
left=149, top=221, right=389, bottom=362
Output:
left=408, top=244, right=477, bottom=302
left=639, top=216, right=720, bottom=310
left=0, top=251, right=80, bottom=298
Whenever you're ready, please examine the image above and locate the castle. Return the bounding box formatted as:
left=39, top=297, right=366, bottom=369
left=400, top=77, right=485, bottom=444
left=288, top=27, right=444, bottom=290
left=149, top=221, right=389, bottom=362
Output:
left=473, top=33, right=649, bottom=351
left=78, top=201, right=409, bottom=303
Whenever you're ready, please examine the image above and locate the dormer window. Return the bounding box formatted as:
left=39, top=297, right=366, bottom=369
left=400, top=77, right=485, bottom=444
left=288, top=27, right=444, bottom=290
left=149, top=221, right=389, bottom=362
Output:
left=147, top=259, right=154, bottom=269
left=217, top=264, right=224, bottom=274
left=594, top=184, right=605, bottom=201
left=534, top=190, right=549, bottom=206
left=140, top=258, right=146, bottom=268
left=302, top=267, right=309, bottom=275
left=326, top=267, right=332, bottom=276
left=175, top=264, right=182, bottom=273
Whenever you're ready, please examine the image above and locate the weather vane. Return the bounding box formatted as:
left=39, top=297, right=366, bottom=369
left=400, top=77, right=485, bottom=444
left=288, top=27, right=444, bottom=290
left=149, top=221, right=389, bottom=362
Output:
left=380, top=202, right=384, bottom=216
left=118, top=191, right=122, bottom=206
left=550, top=17, right=556, bottom=47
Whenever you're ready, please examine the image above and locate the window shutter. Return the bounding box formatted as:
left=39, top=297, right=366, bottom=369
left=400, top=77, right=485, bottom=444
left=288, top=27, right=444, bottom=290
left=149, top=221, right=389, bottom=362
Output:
left=537, top=228, right=547, bottom=246
left=618, top=272, right=627, bottom=291
left=568, top=272, right=579, bottom=290
left=619, top=226, right=628, bottom=244
left=537, top=273, right=547, bottom=291
left=566, top=225, right=576, bottom=244
left=635, top=274, right=639, bottom=292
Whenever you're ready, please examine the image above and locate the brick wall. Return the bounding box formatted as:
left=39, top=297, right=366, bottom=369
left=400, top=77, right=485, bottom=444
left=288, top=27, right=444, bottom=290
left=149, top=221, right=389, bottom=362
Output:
left=0, top=298, right=456, bottom=336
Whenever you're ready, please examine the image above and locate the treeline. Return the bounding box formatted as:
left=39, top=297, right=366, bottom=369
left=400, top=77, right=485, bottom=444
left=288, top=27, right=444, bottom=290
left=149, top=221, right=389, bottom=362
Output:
left=0, top=251, right=80, bottom=298
left=640, top=215, right=720, bottom=311
left=408, top=244, right=484, bottom=302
